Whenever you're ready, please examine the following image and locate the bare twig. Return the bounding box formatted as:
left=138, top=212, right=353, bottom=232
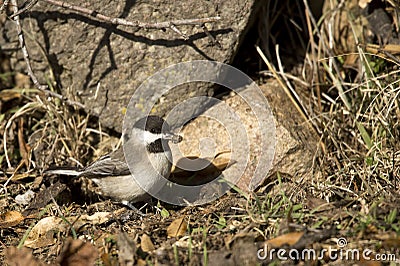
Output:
left=10, top=0, right=85, bottom=109
left=9, top=0, right=219, bottom=108
left=9, top=0, right=39, bottom=18
left=0, top=0, right=10, bottom=12
left=42, top=0, right=220, bottom=30
left=11, top=0, right=44, bottom=90
left=169, top=24, right=188, bottom=40
left=44, top=90, right=85, bottom=109
left=202, top=24, right=222, bottom=48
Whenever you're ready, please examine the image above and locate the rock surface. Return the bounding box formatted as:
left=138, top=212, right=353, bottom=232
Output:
left=1, top=0, right=260, bottom=130
left=173, top=79, right=319, bottom=192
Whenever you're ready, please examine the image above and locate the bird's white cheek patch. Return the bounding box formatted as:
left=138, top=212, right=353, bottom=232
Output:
left=142, top=131, right=162, bottom=144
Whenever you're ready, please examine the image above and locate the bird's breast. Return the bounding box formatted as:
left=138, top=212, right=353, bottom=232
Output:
left=131, top=150, right=172, bottom=192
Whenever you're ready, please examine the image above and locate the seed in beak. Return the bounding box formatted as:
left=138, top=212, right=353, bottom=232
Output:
left=171, top=134, right=183, bottom=144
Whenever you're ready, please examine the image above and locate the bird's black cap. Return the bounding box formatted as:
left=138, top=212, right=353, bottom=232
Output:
left=133, top=115, right=170, bottom=134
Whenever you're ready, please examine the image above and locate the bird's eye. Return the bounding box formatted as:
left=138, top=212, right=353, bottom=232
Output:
left=151, top=128, right=156, bottom=133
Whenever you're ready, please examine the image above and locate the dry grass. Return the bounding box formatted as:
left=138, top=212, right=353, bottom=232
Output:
left=257, top=0, right=400, bottom=262
left=259, top=0, right=399, bottom=199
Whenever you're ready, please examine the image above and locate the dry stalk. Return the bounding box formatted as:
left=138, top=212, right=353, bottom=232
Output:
left=39, top=0, right=220, bottom=40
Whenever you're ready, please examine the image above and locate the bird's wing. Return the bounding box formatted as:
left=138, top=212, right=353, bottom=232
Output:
left=45, top=167, right=80, bottom=176
left=79, top=149, right=131, bottom=177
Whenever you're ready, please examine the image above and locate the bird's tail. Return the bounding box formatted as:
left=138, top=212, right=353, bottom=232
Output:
left=45, top=167, right=81, bottom=176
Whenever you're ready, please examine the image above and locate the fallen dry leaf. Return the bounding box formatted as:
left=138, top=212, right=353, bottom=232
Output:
left=71, top=212, right=112, bottom=229
left=136, top=259, right=147, bottom=266
left=167, top=217, right=187, bottom=238
left=140, top=234, right=155, bottom=252
left=15, top=190, right=36, bottom=206
left=117, top=232, right=136, bottom=266
left=0, top=173, right=35, bottom=183
left=366, top=44, right=400, bottom=56
left=24, top=216, right=66, bottom=248
left=170, top=151, right=234, bottom=187
left=24, top=212, right=114, bottom=248
left=14, top=73, right=32, bottom=89
left=213, top=150, right=232, bottom=164
left=343, top=54, right=359, bottom=69
left=100, top=252, right=119, bottom=266
left=18, top=118, right=31, bottom=168
left=358, top=0, right=372, bottom=9
left=0, top=210, right=25, bottom=228
left=306, top=197, right=335, bottom=213
left=5, top=246, right=45, bottom=266
left=266, top=232, right=304, bottom=247
left=0, top=89, right=21, bottom=102
left=23, top=181, right=66, bottom=216
left=382, top=236, right=400, bottom=249
left=357, top=252, right=382, bottom=266
left=57, top=238, right=98, bottom=266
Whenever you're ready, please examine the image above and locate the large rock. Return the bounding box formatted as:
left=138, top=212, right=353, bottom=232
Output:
left=172, top=79, right=319, bottom=193
left=1, top=0, right=260, bottom=130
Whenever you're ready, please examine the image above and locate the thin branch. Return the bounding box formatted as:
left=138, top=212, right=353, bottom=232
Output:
left=11, top=0, right=46, bottom=90
left=169, top=24, right=188, bottom=40
left=42, top=0, right=220, bottom=30
left=10, top=0, right=85, bottom=109
left=9, top=0, right=220, bottom=109
left=9, top=0, right=39, bottom=19
left=40, top=88, right=85, bottom=109
left=0, top=0, right=10, bottom=12
left=201, top=24, right=222, bottom=48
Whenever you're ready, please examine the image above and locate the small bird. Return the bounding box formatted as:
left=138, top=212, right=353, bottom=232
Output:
left=46, top=115, right=183, bottom=210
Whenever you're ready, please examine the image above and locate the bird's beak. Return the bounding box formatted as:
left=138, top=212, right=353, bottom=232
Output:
left=163, top=132, right=183, bottom=144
